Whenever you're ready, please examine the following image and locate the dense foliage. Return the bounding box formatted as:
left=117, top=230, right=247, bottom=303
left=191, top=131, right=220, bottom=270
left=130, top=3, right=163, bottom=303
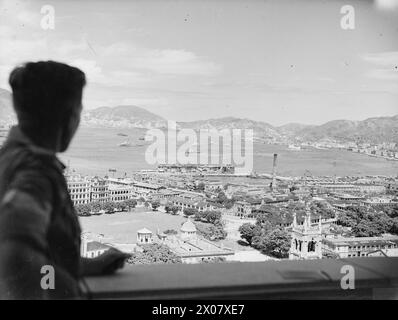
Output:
left=191, top=210, right=227, bottom=240
left=194, top=221, right=227, bottom=241
left=74, top=199, right=137, bottom=216
left=338, top=205, right=398, bottom=237
left=150, top=200, right=160, bottom=211
left=183, top=207, right=198, bottom=217
left=127, top=243, right=182, bottom=264
left=165, top=203, right=180, bottom=215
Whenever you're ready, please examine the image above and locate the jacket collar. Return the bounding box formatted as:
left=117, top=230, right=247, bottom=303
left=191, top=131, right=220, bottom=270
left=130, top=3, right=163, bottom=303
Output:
left=6, top=126, right=66, bottom=172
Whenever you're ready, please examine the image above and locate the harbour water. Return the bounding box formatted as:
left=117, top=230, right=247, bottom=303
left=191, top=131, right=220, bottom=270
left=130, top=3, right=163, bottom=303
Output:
left=60, top=127, right=398, bottom=177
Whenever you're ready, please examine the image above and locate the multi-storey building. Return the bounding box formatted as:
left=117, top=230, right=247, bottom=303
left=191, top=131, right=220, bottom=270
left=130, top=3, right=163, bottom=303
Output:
left=66, top=175, right=91, bottom=206
left=322, top=235, right=398, bottom=258
left=133, top=181, right=164, bottom=198
left=90, top=177, right=109, bottom=203
left=233, top=199, right=262, bottom=218
left=108, top=184, right=135, bottom=202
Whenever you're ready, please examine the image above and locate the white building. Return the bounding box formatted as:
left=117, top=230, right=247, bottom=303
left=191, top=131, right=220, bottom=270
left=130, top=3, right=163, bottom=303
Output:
left=90, top=177, right=109, bottom=203
left=137, top=228, right=153, bottom=244
left=322, top=235, right=398, bottom=258
left=80, top=234, right=111, bottom=258
left=66, top=175, right=91, bottom=206
left=108, top=184, right=135, bottom=202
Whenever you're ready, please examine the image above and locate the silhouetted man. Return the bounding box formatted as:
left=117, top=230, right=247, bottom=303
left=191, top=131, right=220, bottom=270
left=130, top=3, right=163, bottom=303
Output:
left=0, top=61, right=129, bottom=299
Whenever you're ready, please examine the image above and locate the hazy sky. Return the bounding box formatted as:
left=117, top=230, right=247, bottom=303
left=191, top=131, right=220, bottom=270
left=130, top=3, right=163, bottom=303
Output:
left=1, top=0, right=398, bottom=125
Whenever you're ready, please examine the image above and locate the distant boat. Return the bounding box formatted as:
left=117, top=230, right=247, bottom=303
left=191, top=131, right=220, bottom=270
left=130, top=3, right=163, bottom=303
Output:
left=117, top=133, right=128, bottom=137
left=288, top=144, right=301, bottom=151
left=118, top=139, right=132, bottom=147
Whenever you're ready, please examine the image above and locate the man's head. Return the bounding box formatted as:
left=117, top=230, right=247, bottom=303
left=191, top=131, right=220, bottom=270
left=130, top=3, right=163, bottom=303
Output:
left=9, top=61, right=86, bottom=152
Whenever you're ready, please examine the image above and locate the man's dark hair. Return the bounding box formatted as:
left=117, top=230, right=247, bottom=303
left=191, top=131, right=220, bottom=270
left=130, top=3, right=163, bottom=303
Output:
left=8, top=61, right=86, bottom=140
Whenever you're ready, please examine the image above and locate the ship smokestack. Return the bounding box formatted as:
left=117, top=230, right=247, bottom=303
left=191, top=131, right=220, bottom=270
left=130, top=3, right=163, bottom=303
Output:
left=271, top=153, right=278, bottom=191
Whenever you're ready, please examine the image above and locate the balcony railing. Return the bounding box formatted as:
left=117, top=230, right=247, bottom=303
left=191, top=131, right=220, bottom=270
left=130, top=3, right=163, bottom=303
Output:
left=81, top=257, right=398, bottom=299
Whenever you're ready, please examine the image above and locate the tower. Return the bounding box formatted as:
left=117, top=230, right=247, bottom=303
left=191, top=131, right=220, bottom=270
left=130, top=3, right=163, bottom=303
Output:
left=270, top=153, right=278, bottom=192
left=289, top=209, right=322, bottom=260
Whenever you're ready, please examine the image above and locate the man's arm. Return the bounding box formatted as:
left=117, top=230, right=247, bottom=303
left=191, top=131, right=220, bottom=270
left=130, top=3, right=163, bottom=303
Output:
left=0, top=170, right=79, bottom=299
left=80, top=248, right=130, bottom=277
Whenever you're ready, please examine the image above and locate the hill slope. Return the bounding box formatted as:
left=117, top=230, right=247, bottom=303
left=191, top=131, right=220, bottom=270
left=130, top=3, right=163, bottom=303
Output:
left=82, top=105, right=167, bottom=129
left=296, top=116, right=398, bottom=143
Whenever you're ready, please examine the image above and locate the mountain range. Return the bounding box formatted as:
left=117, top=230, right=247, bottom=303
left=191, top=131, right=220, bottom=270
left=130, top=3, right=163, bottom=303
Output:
left=0, top=88, right=397, bottom=143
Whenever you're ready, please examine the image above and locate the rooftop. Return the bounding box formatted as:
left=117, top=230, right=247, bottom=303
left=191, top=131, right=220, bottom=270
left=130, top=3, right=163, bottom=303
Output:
left=180, top=220, right=196, bottom=233
left=86, top=241, right=112, bottom=252
left=137, top=228, right=153, bottom=234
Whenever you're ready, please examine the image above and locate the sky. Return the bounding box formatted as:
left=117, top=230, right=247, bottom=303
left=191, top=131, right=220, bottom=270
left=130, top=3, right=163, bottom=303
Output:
left=0, top=0, right=398, bottom=126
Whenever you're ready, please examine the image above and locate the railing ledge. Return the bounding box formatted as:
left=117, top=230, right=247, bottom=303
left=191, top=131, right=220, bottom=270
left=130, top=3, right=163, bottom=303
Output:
left=81, top=257, right=398, bottom=299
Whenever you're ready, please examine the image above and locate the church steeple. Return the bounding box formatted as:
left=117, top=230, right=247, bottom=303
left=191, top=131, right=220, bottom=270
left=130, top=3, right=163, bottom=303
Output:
left=292, top=212, right=297, bottom=228
left=289, top=201, right=322, bottom=260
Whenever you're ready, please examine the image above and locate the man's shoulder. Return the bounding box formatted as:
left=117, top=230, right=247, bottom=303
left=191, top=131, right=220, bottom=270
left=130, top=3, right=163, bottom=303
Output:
left=1, top=141, right=61, bottom=175
left=0, top=143, right=65, bottom=203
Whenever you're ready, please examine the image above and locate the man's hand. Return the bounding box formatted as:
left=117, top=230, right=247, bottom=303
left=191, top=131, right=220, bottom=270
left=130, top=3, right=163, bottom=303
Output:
left=96, top=248, right=131, bottom=275
left=81, top=248, right=131, bottom=276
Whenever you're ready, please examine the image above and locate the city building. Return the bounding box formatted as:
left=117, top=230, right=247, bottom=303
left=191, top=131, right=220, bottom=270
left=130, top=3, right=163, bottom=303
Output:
left=108, top=184, right=135, bottom=202
left=137, top=228, right=153, bottom=244
left=170, top=197, right=208, bottom=212
left=233, top=199, right=262, bottom=218
left=80, top=234, right=112, bottom=258
left=133, top=181, right=165, bottom=197
left=322, top=235, right=398, bottom=258
left=66, top=175, right=91, bottom=205
left=90, top=177, right=109, bottom=203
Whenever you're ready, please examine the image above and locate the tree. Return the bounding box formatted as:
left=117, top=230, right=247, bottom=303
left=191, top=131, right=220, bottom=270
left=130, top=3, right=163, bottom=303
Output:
left=194, top=210, right=222, bottom=225
left=171, top=206, right=180, bottom=215
left=102, top=201, right=116, bottom=214
left=194, top=210, right=208, bottom=221
left=127, top=243, right=182, bottom=264
left=251, top=235, right=266, bottom=250
left=163, top=229, right=178, bottom=235
left=224, top=199, right=235, bottom=209
left=151, top=200, right=160, bottom=211
left=138, top=197, right=146, bottom=204
left=195, top=221, right=227, bottom=241
left=165, top=202, right=173, bottom=213
left=260, top=229, right=291, bottom=259
left=202, top=256, right=226, bottom=263
left=183, top=207, right=198, bottom=217
left=195, top=182, right=205, bottom=191
left=391, top=219, right=398, bottom=235
left=123, top=199, right=137, bottom=211
left=116, top=201, right=127, bottom=212
left=239, top=223, right=262, bottom=245
left=338, top=205, right=394, bottom=237
left=205, top=210, right=222, bottom=224
left=75, top=203, right=91, bottom=216
left=323, top=251, right=339, bottom=259
left=90, top=201, right=102, bottom=213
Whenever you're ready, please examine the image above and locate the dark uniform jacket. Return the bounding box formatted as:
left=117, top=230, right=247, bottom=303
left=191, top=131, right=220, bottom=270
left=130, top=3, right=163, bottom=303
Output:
left=0, top=126, right=82, bottom=299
